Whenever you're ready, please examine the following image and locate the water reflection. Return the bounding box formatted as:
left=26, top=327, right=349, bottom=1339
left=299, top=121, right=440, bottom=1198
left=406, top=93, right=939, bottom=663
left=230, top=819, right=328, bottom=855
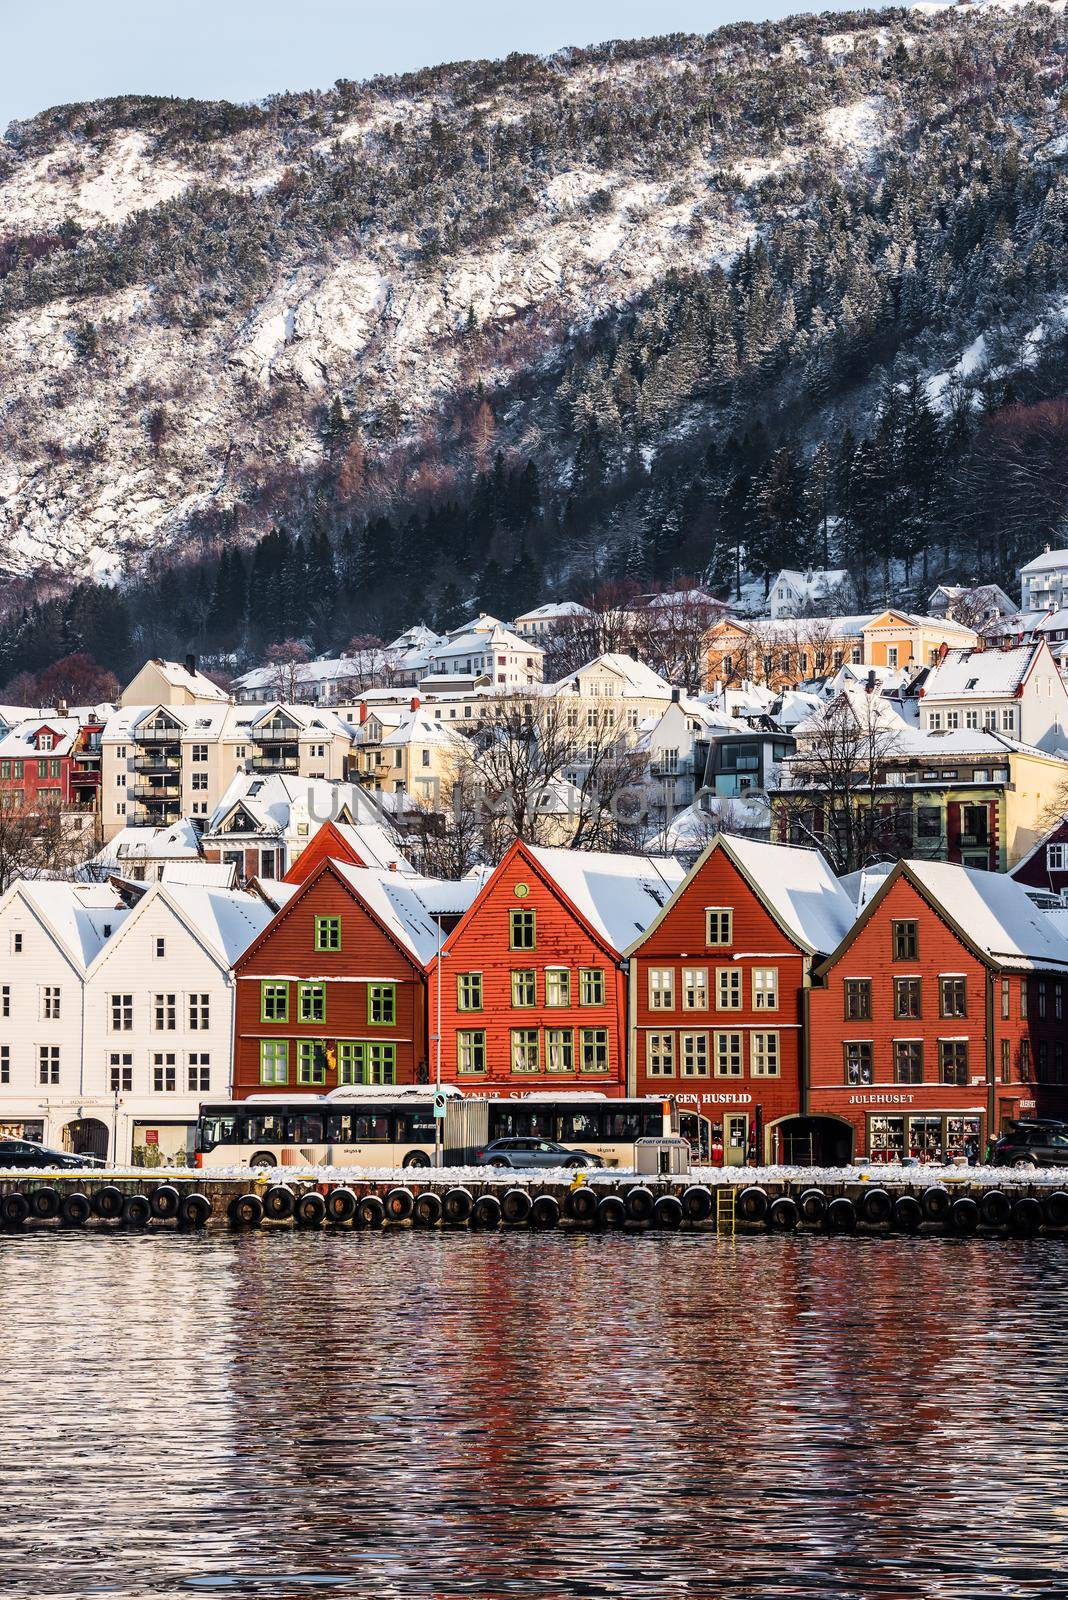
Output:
left=0, top=1231, right=1063, bottom=1599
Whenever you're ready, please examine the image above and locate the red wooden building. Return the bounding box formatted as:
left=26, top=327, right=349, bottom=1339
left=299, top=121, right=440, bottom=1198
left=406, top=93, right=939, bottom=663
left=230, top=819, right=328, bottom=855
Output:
left=0, top=715, right=102, bottom=813
left=1010, top=817, right=1068, bottom=901
left=231, top=858, right=478, bottom=1095
left=807, top=860, right=1068, bottom=1163
left=283, top=818, right=413, bottom=884
left=626, top=835, right=856, bottom=1163
left=427, top=840, right=685, bottom=1095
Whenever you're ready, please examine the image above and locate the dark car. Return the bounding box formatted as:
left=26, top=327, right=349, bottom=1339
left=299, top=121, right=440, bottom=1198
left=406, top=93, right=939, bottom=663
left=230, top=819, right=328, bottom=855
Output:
left=991, top=1122, right=1068, bottom=1168
left=474, top=1137, right=604, bottom=1170
left=0, top=1138, right=104, bottom=1171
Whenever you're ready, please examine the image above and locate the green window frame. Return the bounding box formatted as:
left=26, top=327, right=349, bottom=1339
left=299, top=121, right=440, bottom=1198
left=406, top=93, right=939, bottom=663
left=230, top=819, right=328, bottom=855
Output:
left=260, top=982, right=289, bottom=1023
left=259, top=1038, right=288, bottom=1084
left=298, top=981, right=326, bottom=1024
left=457, top=972, right=483, bottom=1011
left=580, top=1028, right=609, bottom=1073
left=511, top=969, right=536, bottom=1007
left=545, top=968, right=570, bottom=1007
left=509, top=909, right=536, bottom=950
left=368, top=984, right=396, bottom=1025
left=579, top=968, right=605, bottom=1006
left=510, top=1028, right=540, bottom=1073
left=314, top=915, right=341, bottom=952
left=546, top=1027, right=574, bottom=1072
left=298, top=1040, right=328, bottom=1085
left=457, top=1030, right=486, bottom=1074
left=338, top=1040, right=396, bottom=1086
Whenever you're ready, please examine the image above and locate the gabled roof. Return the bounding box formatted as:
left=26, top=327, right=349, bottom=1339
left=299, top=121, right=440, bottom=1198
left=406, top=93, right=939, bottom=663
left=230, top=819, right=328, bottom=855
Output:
left=380, top=710, right=470, bottom=749
left=1020, top=547, right=1068, bottom=574
left=334, top=863, right=483, bottom=965
left=524, top=844, right=687, bottom=952
left=89, top=881, right=277, bottom=974
left=821, top=859, right=1068, bottom=974
left=141, top=659, right=229, bottom=701
left=514, top=602, right=590, bottom=623
left=204, top=772, right=384, bottom=836
left=561, top=653, right=676, bottom=697
left=2, top=881, right=129, bottom=970
left=921, top=642, right=1050, bottom=701
left=628, top=834, right=854, bottom=958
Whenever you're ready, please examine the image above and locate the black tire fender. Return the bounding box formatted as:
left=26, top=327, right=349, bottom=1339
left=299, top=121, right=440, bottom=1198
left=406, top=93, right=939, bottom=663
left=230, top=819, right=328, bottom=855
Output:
left=949, top=1196, right=980, bottom=1234
left=149, top=1184, right=180, bottom=1220
left=1011, top=1195, right=1044, bottom=1235
left=412, top=1190, right=442, bottom=1228
left=737, top=1186, right=769, bottom=1224
left=596, top=1194, right=627, bottom=1229
left=325, top=1187, right=357, bottom=1223
left=798, top=1188, right=828, bottom=1225
left=262, top=1184, right=295, bottom=1221
left=1043, top=1190, right=1068, bottom=1230
left=767, top=1195, right=799, bottom=1232
left=356, top=1193, right=386, bottom=1229
left=442, top=1187, right=473, bottom=1225
left=472, top=1193, right=502, bottom=1229
left=178, top=1192, right=211, bottom=1228
left=122, top=1193, right=152, bottom=1228
left=60, top=1192, right=90, bottom=1226
left=1, top=1192, right=30, bottom=1227
left=680, top=1185, right=713, bottom=1222
left=500, top=1188, right=531, bottom=1225
left=859, top=1187, right=893, bottom=1226
left=893, top=1194, right=923, bottom=1233
left=921, top=1186, right=951, bottom=1223
left=529, top=1193, right=560, bottom=1229
left=295, top=1191, right=326, bottom=1228
left=29, top=1186, right=61, bottom=1220
left=654, top=1193, right=684, bottom=1230
left=979, top=1189, right=1011, bottom=1229
left=91, top=1184, right=124, bottom=1220
left=825, top=1195, right=856, bottom=1233
left=228, top=1193, right=264, bottom=1227
left=385, top=1187, right=414, bottom=1223
left=624, top=1186, right=655, bottom=1224
left=566, top=1185, right=599, bottom=1224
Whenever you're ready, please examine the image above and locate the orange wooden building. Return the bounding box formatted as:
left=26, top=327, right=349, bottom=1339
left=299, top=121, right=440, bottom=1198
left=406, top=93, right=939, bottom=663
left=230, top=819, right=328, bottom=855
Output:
left=426, top=840, right=685, bottom=1094
left=625, top=835, right=856, bottom=1163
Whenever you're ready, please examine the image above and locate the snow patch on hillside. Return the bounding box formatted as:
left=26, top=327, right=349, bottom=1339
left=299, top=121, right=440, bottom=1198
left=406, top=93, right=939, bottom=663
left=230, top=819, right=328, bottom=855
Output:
left=819, top=95, right=887, bottom=162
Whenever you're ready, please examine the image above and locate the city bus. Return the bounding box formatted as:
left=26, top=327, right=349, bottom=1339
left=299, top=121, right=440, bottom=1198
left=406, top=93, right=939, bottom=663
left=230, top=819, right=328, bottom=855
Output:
left=196, top=1089, right=674, bottom=1171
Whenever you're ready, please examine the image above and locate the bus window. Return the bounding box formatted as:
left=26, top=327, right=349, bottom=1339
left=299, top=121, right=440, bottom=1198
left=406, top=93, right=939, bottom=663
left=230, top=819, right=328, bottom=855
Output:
left=353, top=1113, right=390, bottom=1142
left=246, top=1113, right=285, bottom=1143
left=395, top=1108, right=436, bottom=1142
left=284, top=1114, right=324, bottom=1143
left=199, top=1114, right=238, bottom=1151
left=639, top=1107, right=665, bottom=1137
left=607, top=1111, right=642, bottom=1141
left=560, top=1110, right=601, bottom=1141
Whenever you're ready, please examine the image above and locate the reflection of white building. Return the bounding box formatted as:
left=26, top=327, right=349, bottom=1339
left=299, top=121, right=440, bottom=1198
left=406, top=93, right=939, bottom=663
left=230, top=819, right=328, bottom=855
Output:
left=0, top=877, right=283, bottom=1163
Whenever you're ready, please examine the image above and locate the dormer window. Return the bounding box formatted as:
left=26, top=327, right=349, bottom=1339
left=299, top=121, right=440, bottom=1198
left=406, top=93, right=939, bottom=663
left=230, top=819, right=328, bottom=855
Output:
left=38, top=733, right=53, bottom=751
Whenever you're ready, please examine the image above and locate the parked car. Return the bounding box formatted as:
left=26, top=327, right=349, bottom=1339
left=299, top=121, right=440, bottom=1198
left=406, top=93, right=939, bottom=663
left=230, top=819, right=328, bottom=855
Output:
left=0, top=1138, right=104, bottom=1171
left=474, top=1137, right=603, bottom=1170
left=991, top=1122, right=1068, bottom=1168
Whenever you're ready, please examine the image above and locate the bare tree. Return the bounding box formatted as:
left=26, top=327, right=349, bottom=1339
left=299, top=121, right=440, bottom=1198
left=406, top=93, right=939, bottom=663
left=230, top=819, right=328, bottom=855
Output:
left=0, top=798, right=91, bottom=892
left=390, top=770, right=487, bottom=878
left=636, top=587, right=729, bottom=693
left=541, top=580, right=643, bottom=681
left=264, top=639, right=310, bottom=701
left=773, top=687, right=913, bottom=874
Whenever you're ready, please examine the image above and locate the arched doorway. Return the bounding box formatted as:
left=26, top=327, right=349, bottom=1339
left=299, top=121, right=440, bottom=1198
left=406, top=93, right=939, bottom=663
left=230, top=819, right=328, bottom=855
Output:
left=63, top=1118, right=109, bottom=1162
left=767, top=1115, right=855, bottom=1167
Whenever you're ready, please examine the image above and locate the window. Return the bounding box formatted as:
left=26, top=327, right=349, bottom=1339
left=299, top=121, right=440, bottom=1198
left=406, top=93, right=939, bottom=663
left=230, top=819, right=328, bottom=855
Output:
left=894, top=1040, right=923, bottom=1084
left=1021, top=1038, right=1032, bottom=1081
left=579, top=968, right=605, bottom=1006
left=545, top=968, right=570, bottom=1007
left=0, top=985, right=8, bottom=1018
left=1020, top=980, right=1029, bottom=1020
left=298, top=1040, right=328, bottom=1085
left=510, top=1029, right=540, bottom=1073
left=649, top=968, right=674, bottom=1010
left=1001, top=978, right=1010, bottom=1020
left=887, top=646, right=899, bottom=669
left=1001, top=1038, right=1011, bottom=1084
left=260, top=982, right=288, bottom=1023
left=38, top=1045, right=60, bottom=1085
left=892, top=920, right=918, bottom=961
left=844, top=979, right=871, bottom=1020
left=191, top=744, right=208, bottom=762
left=939, top=976, right=967, bottom=1019
left=153, top=937, right=166, bottom=959
left=509, top=909, right=536, bottom=950
left=188, top=993, right=210, bottom=1031
left=716, top=968, right=742, bottom=1010
left=1037, top=980, right=1047, bottom=1021
left=153, top=993, right=177, bottom=1031
left=546, top=1028, right=574, bottom=1072
left=894, top=977, right=921, bottom=1020
left=152, top=1052, right=177, bottom=1092
left=917, top=807, right=941, bottom=839
left=752, top=968, right=778, bottom=1010
left=648, top=1033, right=675, bottom=1076
left=457, top=972, right=483, bottom=1011
left=751, top=1032, right=780, bottom=1077
left=580, top=1028, right=609, bottom=1073
left=713, top=1032, right=743, bottom=1077
left=706, top=909, right=732, bottom=946
left=368, top=984, right=396, bottom=1025
left=844, top=1041, right=873, bottom=1085
left=260, top=1039, right=288, bottom=1084
left=1057, top=983, right=1064, bottom=1022
left=108, top=992, right=134, bottom=1031
left=41, top=985, right=61, bottom=1020
left=0, top=1045, right=9, bottom=1084
left=939, top=1039, right=969, bottom=1086
left=680, top=1032, right=709, bottom=1076
left=298, top=982, right=325, bottom=1024
left=191, top=771, right=208, bottom=791
left=1048, top=843, right=1066, bottom=872
left=11, top=932, right=22, bottom=954
left=509, top=968, right=536, bottom=1008
left=314, top=916, right=341, bottom=952
left=457, top=1031, right=486, bottom=1074
left=682, top=968, right=708, bottom=1010
left=188, top=1054, right=211, bottom=1092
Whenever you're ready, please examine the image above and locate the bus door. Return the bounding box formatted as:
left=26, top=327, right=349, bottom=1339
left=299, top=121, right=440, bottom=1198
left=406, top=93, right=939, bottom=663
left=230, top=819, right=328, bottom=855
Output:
left=724, top=1112, right=749, bottom=1167
left=678, top=1111, right=712, bottom=1162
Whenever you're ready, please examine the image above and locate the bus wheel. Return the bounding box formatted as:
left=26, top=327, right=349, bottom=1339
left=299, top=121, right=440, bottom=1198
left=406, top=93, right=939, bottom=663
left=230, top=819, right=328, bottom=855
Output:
left=249, top=1152, right=277, bottom=1169
left=402, top=1152, right=431, bottom=1170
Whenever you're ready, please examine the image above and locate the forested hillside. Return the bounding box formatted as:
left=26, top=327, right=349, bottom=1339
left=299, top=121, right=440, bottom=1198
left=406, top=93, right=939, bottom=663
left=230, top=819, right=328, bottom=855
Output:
left=4, top=2, right=1068, bottom=677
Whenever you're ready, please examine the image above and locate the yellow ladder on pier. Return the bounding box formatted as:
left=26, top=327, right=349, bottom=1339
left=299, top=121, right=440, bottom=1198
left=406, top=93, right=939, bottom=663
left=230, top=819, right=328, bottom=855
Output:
left=715, top=1187, right=736, bottom=1235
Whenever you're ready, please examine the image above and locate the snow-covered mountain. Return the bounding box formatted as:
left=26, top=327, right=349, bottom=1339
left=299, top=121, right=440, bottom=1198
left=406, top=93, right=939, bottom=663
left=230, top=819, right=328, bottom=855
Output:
left=2, top=1, right=1068, bottom=602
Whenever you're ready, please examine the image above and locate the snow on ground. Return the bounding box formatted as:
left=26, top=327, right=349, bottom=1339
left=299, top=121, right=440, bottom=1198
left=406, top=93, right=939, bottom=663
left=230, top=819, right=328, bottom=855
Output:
left=819, top=95, right=888, bottom=163
left=926, top=333, right=990, bottom=406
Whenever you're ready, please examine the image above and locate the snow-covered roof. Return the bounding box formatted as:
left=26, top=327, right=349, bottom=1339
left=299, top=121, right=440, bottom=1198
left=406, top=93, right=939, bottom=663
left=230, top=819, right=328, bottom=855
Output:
left=921, top=644, right=1040, bottom=701
left=647, top=797, right=770, bottom=853
left=204, top=772, right=383, bottom=836
left=1020, top=547, right=1068, bottom=575
left=0, top=716, right=83, bottom=758
left=514, top=602, right=590, bottom=623
left=444, top=613, right=506, bottom=638
left=720, top=836, right=856, bottom=955
left=772, top=568, right=849, bottom=596
left=334, top=864, right=482, bottom=966
left=562, top=653, right=676, bottom=697
left=9, top=881, right=129, bottom=969
left=837, top=861, right=895, bottom=910
left=159, top=860, right=238, bottom=888
left=388, top=624, right=441, bottom=651
left=904, top=860, right=1068, bottom=971
left=430, top=623, right=541, bottom=660
left=526, top=845, right=686, bottom=952
left=329, top=822, right=415, bottom=874
left=159, top=883, right=277, bottom=966
left=380, top=710, right=470, bottom=749
left=88, top=820, right=203, bottom=868
left=644, top=588, right=725, bottom=610
left=143, top=659, right=229, bottom=702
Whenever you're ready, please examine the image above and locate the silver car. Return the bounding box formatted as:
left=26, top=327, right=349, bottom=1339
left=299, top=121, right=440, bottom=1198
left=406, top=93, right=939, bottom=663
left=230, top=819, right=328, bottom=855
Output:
left=475, top=1137, right=603, bottom=1170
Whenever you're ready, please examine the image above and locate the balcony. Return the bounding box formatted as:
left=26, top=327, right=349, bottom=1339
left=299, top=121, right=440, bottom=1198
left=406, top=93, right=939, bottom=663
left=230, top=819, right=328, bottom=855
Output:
left=133, top=754, right=181, bottom=775
left=133, top=725, right=182, bottom=745
left=253, top=724, right=300, bottom=744
left=130, top=781, right=180, bottom=802
left=248, top=752, right=300, bottom=773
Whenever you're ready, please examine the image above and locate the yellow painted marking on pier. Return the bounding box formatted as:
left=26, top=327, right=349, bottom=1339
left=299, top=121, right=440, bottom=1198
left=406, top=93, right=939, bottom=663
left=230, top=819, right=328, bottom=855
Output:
left=715, top=1187, right=736, bottom=1235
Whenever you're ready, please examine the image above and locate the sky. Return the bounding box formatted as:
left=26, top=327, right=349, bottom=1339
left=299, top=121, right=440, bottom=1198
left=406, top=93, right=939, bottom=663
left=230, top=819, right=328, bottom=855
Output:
left=1, top=0, right=887, bottom=127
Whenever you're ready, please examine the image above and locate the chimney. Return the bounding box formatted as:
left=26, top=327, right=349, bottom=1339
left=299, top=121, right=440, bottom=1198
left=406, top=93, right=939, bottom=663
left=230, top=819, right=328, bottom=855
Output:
left=629, top=646, right=640, bottom=661
left=671, top=687, right=681, bottom=703
left=388, top=860, right=398, bottom=872
left=866, top=670, right=876, bottom=693
left=358, top=700, right=368, bottom=725
left=57, top=699, right=68, bottom=719
left=185, top=653, right=197, bottom=676
left=410, top=695, right=420, bottom=712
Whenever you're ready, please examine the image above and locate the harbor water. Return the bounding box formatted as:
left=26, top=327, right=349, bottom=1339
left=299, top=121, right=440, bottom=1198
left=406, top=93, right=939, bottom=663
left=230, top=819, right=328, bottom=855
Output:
left=1, top=1229, right=1064, bottom=1599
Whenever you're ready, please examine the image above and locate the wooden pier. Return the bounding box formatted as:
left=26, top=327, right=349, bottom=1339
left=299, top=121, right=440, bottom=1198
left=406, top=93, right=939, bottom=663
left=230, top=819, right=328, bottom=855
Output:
left=1, top=1170, right=1067, bottom=1235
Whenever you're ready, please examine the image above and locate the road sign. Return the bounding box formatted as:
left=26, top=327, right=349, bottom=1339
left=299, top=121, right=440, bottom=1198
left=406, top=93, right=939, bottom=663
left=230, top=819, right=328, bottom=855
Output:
left=433, top=1092, right=448, bottom=1119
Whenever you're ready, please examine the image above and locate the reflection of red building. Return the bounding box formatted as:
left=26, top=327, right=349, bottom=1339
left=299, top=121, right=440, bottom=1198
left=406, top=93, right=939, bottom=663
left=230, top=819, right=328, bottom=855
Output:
left=232, top=859, right=477, bottom=1094
left=428, top=840, right=685, bottom=1094
left=809, top=860, right=1068, bottom=1162
left=626, top=836, right=856, bottom=1163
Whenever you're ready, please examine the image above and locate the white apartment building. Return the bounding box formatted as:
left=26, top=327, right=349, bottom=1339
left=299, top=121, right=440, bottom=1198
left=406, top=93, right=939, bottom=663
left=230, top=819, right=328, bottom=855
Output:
left=201, top=772, right=396, bottom=879
left=425, top=617, right=544, bottom=687
left=0, top=878, right=281, bottom=1162
left=767, top=568, right=850, bottom=618
left=512, top=602, right=590, bottom=640
left=1020, top=546, right=1068, bottom=612
left=920, top=641, right=1068, bottom=753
